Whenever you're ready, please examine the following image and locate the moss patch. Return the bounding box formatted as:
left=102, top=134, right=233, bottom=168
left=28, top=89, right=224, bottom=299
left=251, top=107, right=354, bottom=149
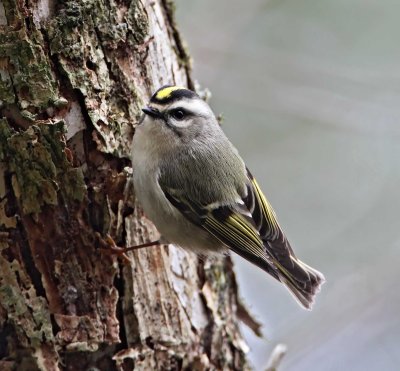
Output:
left=0, top=241, right=54, bottom=348
left=0, top=1, right=58, bottom=110
left=47, top=0, right=148, bottom=157
left=0, top=119, right=86, bottom=215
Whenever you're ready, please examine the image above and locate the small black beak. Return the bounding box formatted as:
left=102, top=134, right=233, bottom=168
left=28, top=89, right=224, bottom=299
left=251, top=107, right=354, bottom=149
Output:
left=142, top=107, right=162, bottom=119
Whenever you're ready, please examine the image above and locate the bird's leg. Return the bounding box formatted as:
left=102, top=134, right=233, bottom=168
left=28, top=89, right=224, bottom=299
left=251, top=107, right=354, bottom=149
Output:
left=121, top=240, right=161, bottom=252
left=96, top=232, right=160, bottom=263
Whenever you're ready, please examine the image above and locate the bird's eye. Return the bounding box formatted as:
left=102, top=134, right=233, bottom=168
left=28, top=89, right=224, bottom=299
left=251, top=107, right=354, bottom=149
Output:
left=170, top=109, right=186, bottom=120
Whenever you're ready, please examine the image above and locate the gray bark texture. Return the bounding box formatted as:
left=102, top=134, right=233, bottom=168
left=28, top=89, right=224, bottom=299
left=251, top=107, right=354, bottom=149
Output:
left=0, top=0, right=256, bottom=370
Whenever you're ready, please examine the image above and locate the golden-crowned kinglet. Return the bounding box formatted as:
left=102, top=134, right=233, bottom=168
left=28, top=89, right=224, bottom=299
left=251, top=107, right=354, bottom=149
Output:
left=132, top=85, right=325, bottom=309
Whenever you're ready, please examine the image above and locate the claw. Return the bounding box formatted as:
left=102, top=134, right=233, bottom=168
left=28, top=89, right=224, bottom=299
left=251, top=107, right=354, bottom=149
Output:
left=95, top=232, right=132, bottom=264
left=95, top=232, right=160, bottom=264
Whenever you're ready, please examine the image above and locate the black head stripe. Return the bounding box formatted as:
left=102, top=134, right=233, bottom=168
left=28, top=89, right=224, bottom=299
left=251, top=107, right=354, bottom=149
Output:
left=150, top=85, right=199, bottom=105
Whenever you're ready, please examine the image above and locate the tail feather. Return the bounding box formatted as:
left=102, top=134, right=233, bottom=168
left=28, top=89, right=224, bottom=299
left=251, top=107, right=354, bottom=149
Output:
left=230, top=238, right=325, bottom=309
left=276, top=257, right=325, bottom=310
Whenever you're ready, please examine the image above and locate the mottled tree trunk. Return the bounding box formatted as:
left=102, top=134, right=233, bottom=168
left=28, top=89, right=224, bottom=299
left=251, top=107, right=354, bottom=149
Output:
left=0, top=1, right=253, bottom=370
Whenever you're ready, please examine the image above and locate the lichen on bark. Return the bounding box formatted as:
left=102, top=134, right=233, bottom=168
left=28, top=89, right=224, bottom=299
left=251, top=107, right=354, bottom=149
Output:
left=0, top=119, right=85, bottom=215
left=0, top=1, right=58, bottom=109
left=47, top=0, right=149, bottom=157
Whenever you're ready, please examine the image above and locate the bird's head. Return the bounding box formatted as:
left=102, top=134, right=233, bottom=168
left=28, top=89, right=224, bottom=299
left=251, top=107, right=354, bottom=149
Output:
left=140, top=85, right=217, bottom=143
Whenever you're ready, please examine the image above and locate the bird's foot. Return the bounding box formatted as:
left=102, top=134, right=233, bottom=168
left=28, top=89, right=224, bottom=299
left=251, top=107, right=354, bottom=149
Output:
left=95, top=232, right=160, bottom=264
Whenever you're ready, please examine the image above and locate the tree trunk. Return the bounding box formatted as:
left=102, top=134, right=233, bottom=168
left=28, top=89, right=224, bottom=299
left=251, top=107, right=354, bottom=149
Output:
left=0, top=1, right=253, bottom=370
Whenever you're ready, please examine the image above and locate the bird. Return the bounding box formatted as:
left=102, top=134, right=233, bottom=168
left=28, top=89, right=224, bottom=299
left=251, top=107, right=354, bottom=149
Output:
left=129, top=85, right=325, bottom=309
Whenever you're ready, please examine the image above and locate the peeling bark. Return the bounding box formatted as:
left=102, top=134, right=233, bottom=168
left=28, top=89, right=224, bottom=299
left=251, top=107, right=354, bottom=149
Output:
left=0, top=1, right=252, bottom=370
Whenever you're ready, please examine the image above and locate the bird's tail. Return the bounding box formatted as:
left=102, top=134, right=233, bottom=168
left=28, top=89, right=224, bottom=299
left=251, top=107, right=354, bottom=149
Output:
left=274, top=255, right=325, bottom=310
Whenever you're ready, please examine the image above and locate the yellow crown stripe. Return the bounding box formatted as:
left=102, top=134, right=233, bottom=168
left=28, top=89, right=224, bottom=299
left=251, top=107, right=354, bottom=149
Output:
left=155, top=86, right=187, bottom=100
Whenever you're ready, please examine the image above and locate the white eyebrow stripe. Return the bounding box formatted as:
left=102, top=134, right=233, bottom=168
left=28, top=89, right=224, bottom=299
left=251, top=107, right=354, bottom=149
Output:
left=168, top=99, right=211, bottom=117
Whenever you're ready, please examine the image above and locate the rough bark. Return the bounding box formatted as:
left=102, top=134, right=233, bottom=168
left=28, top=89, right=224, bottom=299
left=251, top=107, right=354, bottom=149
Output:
left=0, top=1, right=253, bottom=370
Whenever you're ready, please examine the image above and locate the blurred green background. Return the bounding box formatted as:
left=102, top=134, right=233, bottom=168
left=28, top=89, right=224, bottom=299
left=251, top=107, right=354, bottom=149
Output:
left=175, top=0, right=400, bottom=370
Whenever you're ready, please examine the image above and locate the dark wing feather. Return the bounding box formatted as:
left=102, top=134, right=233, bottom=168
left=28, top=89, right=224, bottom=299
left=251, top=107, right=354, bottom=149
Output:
left=163, top=184, right=278, bottom=278
left=245, top=170, right=322, bottom=288
left=161, top=168, right=325, bottom=309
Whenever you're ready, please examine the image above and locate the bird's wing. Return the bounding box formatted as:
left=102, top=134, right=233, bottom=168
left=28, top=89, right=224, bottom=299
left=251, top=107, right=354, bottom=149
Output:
left=160, top=168, right=324, bottom=309
left=160, top=168, right=286, bottom=279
